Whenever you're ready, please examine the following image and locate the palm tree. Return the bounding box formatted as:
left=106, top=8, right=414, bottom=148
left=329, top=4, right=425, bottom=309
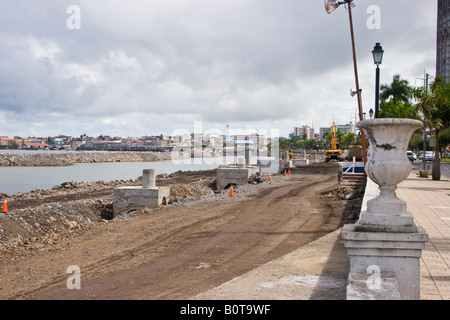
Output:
left=336, top=130, right=344, bottom=149
left=323, top=131, right=332, bottom=148
left=380, top=74, right=411, bottom=104
left=378, top=74, right=416, bottom=118
left=379, top=100, right=417, bottom=119
left=412, top=76, right=450, bottom=180
left=341, top=132, right=356, bottom=150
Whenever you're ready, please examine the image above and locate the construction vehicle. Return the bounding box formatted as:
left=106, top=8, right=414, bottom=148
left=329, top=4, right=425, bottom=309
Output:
left=325, top=122, right=344, bottom=162
left=346, top=145, right=363, bottom=161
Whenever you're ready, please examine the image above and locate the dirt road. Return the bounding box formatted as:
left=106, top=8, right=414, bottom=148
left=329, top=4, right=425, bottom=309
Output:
left=0, top=164, right=362, bottom=300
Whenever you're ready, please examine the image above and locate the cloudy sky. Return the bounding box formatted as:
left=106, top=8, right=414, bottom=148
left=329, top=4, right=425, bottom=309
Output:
left=0, top=0, right=438, bottom=139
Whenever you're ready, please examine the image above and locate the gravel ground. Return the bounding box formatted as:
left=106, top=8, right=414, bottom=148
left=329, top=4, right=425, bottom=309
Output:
left=0, top=162, right=365, bottom=300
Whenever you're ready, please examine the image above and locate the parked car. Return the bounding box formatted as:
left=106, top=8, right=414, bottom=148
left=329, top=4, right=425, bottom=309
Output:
left=418, top=151, right=436, bottom=161
left=425, top=151, right=435, bottom=161
left=407, top=151, right=416, bottom=162
left=443, top=152, right=450, bottom=159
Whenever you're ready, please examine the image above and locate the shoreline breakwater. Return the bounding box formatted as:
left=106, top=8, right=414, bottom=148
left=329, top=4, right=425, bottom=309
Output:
left=0, top=151, right=173, bottom=167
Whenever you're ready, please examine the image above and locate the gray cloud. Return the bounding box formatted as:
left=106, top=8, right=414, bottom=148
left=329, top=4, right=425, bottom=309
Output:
left=0, top=0, right=438, bottom=138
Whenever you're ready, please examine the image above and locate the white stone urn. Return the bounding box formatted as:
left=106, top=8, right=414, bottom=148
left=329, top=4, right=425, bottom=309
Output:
left=356, top=118, right=423, bottom=231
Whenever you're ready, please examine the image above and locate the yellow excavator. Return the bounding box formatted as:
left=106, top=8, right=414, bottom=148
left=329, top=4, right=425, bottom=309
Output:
left=325, top=122, right=343, bottom=162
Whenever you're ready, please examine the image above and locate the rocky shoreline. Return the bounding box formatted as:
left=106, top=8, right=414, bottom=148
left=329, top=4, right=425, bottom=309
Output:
left=0, top=169, right=219, bottom=251
left=0, top=151, right=173, bottom=166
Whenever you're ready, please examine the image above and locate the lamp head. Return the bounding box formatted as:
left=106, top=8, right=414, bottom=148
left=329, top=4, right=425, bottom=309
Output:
left=324, top=0, right=349, bottom=14
left=372, top=42, right=384, bottom=65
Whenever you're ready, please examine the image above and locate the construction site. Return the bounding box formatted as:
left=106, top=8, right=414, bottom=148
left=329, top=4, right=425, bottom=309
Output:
left=0, top=152, right=366, bottom=300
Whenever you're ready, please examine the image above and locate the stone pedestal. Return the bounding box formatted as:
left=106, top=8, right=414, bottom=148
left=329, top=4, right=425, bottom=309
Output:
left=113, top=169, right=170, bottom=216
left=342, top=224, right=428, bottom=300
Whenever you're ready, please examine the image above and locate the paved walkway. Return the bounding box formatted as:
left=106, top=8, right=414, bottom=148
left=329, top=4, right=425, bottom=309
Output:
left=397, top=170, right=450, bottom=300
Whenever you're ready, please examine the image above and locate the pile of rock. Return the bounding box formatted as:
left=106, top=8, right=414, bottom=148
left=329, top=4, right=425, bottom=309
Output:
left=0, top=175, right=218, bottom=251
left=0, top=198, right=104, bottom=251
left=0, top=151, right=173, bottom=167
left=167, top=179, right=216, bottom=204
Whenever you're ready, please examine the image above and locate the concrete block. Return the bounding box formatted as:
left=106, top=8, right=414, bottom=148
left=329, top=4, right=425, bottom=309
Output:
left=257, top=159, right=280, bottom=175
left=113, top=186, right=170, bottom=216
left=113, top=169, right=170, bottom=216
left=292, top=159, right=309, bottom=166
left=216, top=166, right=260, bottom=190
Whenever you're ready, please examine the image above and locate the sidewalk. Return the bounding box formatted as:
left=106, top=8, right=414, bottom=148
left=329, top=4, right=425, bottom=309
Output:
left=194, top=168, right=450, bottom=300
left=397, top=170, right=450, bottom=300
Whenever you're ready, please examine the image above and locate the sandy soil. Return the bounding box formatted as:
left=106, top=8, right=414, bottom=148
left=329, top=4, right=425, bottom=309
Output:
left=0, top=163, right=364, bottom=300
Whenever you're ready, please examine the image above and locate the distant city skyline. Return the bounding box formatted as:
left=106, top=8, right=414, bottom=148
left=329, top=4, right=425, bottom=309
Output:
left=0, top=1, right=439, bottom=138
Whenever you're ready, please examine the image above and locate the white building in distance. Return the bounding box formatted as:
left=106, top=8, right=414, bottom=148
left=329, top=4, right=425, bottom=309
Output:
left=319, top=122, right=355, bottom=140
left=291, top=125, right=315, bottom=139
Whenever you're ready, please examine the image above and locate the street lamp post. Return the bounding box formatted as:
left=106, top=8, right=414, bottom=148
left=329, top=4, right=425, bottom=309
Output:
left=372, top=42, right=384, bottom=118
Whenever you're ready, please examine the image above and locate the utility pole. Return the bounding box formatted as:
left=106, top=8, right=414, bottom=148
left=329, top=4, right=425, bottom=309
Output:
left=347, top=1, right=367, bottom=165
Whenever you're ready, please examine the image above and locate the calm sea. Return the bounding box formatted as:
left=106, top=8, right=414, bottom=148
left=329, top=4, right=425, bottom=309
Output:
left=0, top=150, right=277, bottom=194
left=0, top=150, right=221, bottom=194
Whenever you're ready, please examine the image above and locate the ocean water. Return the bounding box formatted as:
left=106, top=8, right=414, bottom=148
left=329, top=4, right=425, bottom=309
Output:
left=0, top=150, right=278, bottom=194
left=0, top=159, right=222, bottom=195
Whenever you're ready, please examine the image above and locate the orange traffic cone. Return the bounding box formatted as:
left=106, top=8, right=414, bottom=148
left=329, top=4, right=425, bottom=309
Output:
left=288, top=169, right=291, bottom=175
left=284, top=169, right=286, bottom=176
left=2, top=198, right=7, bottom=213
left=229, top=185, right=234, bottom=197
left=268, top=174, right=272, bottom=181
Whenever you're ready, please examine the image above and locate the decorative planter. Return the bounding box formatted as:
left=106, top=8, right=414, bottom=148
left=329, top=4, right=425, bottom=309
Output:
left=342, top=118, right=428, bottom=300
left=356, top=118, right=423, bottom=231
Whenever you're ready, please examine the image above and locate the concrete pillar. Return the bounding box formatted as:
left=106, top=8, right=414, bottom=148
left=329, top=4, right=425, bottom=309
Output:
left=238, top=158, right=246, bottom=169
left=142, top=169, right=156, bottom=189
left=245, top=148, right=251, bottom=166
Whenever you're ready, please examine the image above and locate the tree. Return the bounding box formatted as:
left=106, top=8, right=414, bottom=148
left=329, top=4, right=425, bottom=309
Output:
left=380, top=74, right=411, bottom=105
left=323, top=131, right=332, bottom=147
left=279, top=138, right=292, bottom=150
left=341, top=132, right=356, bottom=150
left=378, top=74, right=416, bottom=119
left=379, top=99, right=417, bottom=119
left=336, top=130, right=344, bottom=149
left=412, top=76, right=450, bottom=180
